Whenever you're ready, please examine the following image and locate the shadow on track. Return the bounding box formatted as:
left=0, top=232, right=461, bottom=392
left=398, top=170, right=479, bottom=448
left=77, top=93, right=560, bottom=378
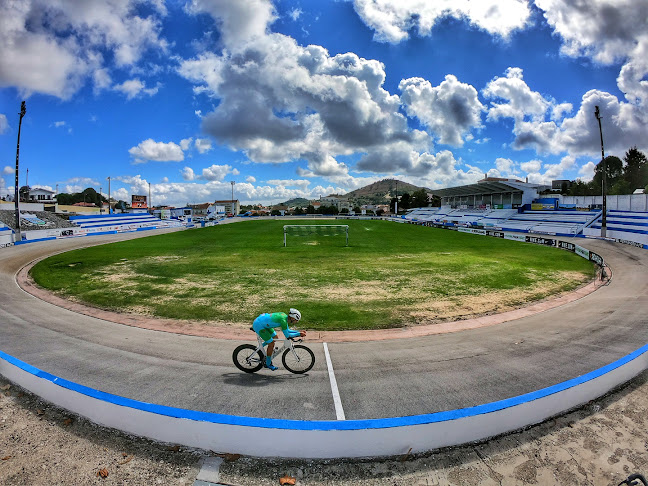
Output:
left=221, top=372, right=311, bottom=388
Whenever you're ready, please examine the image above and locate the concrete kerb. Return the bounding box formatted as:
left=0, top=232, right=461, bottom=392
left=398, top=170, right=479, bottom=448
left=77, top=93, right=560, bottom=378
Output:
left=0, top=344, right=647, bottom=459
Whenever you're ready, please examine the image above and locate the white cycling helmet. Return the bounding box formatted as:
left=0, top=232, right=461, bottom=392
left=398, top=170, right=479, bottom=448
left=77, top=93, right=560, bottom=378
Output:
left=288, top=308, right=301, bottom=322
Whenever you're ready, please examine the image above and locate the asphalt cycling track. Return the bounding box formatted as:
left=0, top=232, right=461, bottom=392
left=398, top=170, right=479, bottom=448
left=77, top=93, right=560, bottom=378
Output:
left=0, top=228, right=647, bottom=456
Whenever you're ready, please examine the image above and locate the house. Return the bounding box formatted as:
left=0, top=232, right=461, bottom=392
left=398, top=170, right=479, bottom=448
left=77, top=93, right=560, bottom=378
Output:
left=28, top=187, right=56, bottom=202
left=189, top=202, right=211, bottom=216
left=213, top=199, right=240, bottom=215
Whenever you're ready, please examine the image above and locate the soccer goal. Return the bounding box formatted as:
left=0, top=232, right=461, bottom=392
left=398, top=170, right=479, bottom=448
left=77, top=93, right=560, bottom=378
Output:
left=283, top=225, right=349, bottom=247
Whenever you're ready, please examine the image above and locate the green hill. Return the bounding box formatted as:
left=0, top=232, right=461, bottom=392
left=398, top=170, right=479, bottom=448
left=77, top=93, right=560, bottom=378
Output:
left=278, top=179, right=429, bottom=207
left=344, top=179, right=428, bottom=205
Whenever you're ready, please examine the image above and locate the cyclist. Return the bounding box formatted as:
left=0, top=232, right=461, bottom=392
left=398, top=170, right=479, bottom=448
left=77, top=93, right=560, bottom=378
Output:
left=252, top=308, right=306, bottom=370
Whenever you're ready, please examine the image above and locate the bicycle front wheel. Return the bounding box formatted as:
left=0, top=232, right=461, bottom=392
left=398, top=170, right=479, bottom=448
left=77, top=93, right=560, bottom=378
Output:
left=233, top=344, right=264, bottom=373
left=282, top=345, right=315, bottom=374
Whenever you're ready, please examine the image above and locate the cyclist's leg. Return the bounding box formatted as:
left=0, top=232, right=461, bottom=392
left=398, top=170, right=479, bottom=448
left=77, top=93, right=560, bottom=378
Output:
left=256, top=328, right=278, bottom=369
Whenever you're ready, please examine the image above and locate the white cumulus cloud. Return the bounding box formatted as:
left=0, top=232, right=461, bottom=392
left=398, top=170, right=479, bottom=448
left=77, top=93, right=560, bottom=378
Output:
left=0, top=0, right=168, bottom=99
left=195, top=138, right=213, bottom=154
left=200, top=164, right=232, bottom=181
left=181, top=167, right=195, bottom=181
left=0, top=114, right=8, bottom=134
left=352, top=0, right=531, bottom=43
left=129, top=139, right=184, bottom=163
left=113, top=79, right=159, bottom=100
left=400, top=75, right=484, bottom=147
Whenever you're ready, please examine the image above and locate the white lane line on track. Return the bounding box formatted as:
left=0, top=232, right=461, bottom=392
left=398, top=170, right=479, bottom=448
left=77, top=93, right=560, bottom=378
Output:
left=323, top=342, right=345, bottom=421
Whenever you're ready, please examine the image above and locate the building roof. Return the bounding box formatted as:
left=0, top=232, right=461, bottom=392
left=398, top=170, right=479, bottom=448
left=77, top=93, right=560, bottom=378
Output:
left=430, top=181, right=533, bottom=197
left=189, top=203, right=210, bottom=209
left=30, top=187, right=55, bottom=194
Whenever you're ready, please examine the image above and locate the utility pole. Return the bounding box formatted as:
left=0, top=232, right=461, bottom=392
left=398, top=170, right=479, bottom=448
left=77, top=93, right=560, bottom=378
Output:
left=594, top=106, right=606, bottom=237
left=14, top=101, right=26, bottom=241
left=107, top=176, right=111, bottom=214
left=230, top=181, right=236, bottom=215
left=394, top=180, right=398, bottom=216
left=148, top=182, right=151, bottom=213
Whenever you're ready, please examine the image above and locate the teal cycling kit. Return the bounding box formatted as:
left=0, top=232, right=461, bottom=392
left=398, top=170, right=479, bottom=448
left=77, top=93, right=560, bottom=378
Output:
left=252, top=312, right=301, bottom=345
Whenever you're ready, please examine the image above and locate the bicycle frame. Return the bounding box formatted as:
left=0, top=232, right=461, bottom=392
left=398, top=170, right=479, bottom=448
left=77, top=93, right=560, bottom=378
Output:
left=254, top=334, right=302, bottom=360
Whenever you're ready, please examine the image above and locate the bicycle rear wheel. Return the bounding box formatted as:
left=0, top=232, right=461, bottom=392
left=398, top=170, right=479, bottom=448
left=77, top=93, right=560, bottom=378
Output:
left=282, top=345, right=315, bottom=374
left=233, top=344, right=264, bottom=373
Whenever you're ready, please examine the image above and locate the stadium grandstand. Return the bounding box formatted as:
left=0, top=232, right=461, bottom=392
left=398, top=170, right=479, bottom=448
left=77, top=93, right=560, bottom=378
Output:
left=0, top=210, right=76, bottom=230
left=586, top=210, right=648, bottom=245
left=68, top=213, right=183, bottom=232
left=402, top=178, right=648, bottom=246
left=430, top=178, right=544, bottom=209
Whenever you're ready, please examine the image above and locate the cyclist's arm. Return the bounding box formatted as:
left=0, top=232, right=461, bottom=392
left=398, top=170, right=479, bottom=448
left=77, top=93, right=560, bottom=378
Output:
left=272, top=313, right=301, bottom=339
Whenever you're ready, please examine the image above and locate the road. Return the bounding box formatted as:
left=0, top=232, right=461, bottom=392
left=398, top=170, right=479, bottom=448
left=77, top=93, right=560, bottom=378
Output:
left=0, top=229, right=646, bottom=424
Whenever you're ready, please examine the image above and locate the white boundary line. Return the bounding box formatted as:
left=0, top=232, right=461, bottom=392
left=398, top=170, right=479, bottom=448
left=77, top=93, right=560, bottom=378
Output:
left=323, top=342, right=345, bottom=420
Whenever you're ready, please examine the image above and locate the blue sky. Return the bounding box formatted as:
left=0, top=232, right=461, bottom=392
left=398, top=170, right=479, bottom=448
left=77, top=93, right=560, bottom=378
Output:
left=1, top=0, right=647, bottom=207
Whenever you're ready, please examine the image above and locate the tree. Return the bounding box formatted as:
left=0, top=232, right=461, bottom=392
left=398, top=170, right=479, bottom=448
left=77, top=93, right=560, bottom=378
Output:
left=306, top=204, right=315, bottom=214
left=592, top=155, right=623, bottom=193
left=340, top=207, right=349, bottom=214
left=115, top=200, right=130, bottom=210
left=399, top=192, right=411, bottom=210
left=270, top=209, right=281, bottom=216
left=411, top=188, right=429, bottom=208
left=293, top=206, right=304, bottom=215
left=609, top=179, right=632, bottom=195
left=19, top=185, right=31, bottom=202
left=623, top=147, right=648, bottom=190
left=53, top=187, right=107, bottom=206
left=568, top=179, right=591, bottom=196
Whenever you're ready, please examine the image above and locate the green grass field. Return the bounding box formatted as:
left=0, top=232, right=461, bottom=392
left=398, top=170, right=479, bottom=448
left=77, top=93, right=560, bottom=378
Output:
left=30, top=220, right=596, bottom=331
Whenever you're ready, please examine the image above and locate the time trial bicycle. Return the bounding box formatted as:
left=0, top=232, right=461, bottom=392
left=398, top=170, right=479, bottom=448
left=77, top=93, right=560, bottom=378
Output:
left=232, top=329, right=315, bottom=374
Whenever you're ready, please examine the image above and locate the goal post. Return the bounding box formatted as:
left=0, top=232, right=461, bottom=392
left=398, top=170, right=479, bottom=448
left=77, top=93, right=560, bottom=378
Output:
left=283, top=225, right=349, bottom=247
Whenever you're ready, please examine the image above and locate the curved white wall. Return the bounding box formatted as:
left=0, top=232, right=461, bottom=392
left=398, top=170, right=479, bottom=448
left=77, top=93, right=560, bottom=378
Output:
left=1, top=345, right=646, bottom=459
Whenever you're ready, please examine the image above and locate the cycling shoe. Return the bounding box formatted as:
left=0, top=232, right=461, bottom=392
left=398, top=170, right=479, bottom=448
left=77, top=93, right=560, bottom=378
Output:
left=266, top=357, right=278, bottom=371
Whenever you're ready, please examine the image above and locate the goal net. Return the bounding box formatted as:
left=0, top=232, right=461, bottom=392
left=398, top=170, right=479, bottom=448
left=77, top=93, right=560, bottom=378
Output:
left=283, top=225, right=349, bottom=247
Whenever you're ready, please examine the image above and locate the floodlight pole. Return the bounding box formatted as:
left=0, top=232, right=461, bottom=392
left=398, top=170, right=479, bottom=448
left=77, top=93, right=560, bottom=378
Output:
left=230, top=181, right=235, bottom=215
left=594, top=106, right=606, bottom=237
left=107, top=176, right=111, bottom=214
left=394, top=180, right=398, bottom=216
left=14, top=101, right=26, bottom=241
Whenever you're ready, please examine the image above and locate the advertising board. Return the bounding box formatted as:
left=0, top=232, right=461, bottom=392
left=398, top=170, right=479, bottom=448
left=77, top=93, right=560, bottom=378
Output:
left=557, top=241, right=576, bottom=252
left=526, top=236, right=556, bottom=246
left=575, top=245, right=590, bottom=259
left=131, top=195, right=148, bottom=209
left=504, top=233, right=527, bottom=242
left=589, top=251, right=604, bottom=266
left=616, top=238, right=644, bottom=248
left=458, top=228, right=487, bottom=235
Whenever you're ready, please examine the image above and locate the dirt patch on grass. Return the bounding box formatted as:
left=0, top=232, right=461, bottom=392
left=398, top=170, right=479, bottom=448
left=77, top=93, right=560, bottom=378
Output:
left=51, top=259, right=593, bottom=329
left=407, top=271, right=588, bottom=324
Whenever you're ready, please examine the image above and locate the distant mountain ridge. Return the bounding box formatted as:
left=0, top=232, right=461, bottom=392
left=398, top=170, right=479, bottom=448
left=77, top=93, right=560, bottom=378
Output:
left=344, top=179, right=427, bottom=201
left=278, top=179, right=429, bottom=206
